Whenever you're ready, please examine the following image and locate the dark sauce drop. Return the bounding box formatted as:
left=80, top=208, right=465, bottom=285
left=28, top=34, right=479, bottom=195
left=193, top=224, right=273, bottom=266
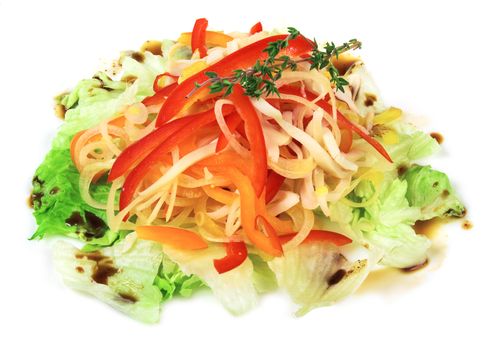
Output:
left=121, top=75, right=137, bottom=84
left=397, top=164, right=408, bottom=177
left=75, top=251, right=118, bottom=285
left=364, top=93, right=377, bottom=107
left=118, top=292, right=138, bottom=303
left=140, top=40, right=163, bottom=56
left=462, top=220, right=473, bottom=230
left=328, top=269, right=347, bottom=286
left=401, top=259, right=428, bottom=273
left=65, top=212, right=85, bottom=227
left=49, top=187, right=59, bottom=195
left=131, top=51, right=145, bottom=63
left=27, top=195, right=34, bottom=208
left=33, top=175, right=45, bottom=186
left=430, top=132, right=444, bottom=144
left=75, top=266, right=84, bottom=273
left=331, top=54, right=359, bottom=75
left=84, top=211, right=108, bottom=238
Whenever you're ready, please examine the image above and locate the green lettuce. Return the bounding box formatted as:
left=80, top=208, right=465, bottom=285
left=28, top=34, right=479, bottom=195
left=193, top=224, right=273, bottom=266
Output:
left=31, top=148, right=114, bottom=241
left=357, top=179, right=429, bottom=268
left=154, top=254, right=206, bottom=300
left=402, top=165, right=465, bottom=220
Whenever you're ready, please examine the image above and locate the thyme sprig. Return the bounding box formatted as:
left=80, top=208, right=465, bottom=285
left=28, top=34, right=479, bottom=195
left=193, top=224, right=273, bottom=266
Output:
left=187, top=28, right=361, bottom=99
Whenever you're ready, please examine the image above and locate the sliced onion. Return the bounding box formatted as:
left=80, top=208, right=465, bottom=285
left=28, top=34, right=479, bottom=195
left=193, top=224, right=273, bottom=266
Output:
left=267, top=191, right=300, bottom=216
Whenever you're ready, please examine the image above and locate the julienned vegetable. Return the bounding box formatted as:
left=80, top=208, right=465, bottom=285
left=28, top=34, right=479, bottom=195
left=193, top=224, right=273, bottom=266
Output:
left=30, top=19, right=465, bottom=323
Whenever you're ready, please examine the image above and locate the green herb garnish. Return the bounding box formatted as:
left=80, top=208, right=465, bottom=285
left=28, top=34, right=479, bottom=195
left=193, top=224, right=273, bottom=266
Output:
left=187, top=27, right=361, bottom=99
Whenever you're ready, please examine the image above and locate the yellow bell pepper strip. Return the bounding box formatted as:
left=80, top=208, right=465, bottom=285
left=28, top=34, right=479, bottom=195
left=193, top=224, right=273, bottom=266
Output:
left=178, top=31, right=233, bottom=48
left=137, top=226, right=208, bottom=250
left=228, top=84, right=268, bottom=197
left=153, top=72, right=178, bottom=93
left=156, top=34, right=314, bottom=126
left=191, top=18, right=208, bottom=58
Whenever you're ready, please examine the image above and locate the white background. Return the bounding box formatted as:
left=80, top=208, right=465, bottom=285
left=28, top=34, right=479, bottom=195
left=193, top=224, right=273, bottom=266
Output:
left=1, top=0, right=487, bottom=349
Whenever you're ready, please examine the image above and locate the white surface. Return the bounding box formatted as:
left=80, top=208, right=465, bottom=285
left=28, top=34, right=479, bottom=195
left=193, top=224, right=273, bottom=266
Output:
left=1, top=0, right=487, bottom=349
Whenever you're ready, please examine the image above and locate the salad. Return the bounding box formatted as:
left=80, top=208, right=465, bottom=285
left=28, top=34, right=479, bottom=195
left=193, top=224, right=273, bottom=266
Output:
left=30, top=19, right=465, bottom=323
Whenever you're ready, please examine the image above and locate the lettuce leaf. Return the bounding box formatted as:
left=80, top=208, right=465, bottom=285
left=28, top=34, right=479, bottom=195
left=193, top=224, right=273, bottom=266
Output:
left=402, top=165, right=465, bottom=220
left=31, top=149, right=113, bottom=241
left=154, top=254, right=206, bottom=300
left=353, top=179, right=430, bottom=268
left=386, top=126, right=440, bottom=164
left=52, top=234, right=163, bottom=323
left=269, top=242, right=372, bottom=316
left=162, top=245, right=258, bottom=315
left=248, top=254, right=278, bottom=294
left=364, top=224, right=430, bottom=268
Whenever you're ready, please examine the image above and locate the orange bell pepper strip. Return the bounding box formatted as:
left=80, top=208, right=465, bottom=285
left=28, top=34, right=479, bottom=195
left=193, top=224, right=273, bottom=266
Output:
left=195, top=151, right=252, bottom=178
left=137, top=226, right=208, bottom=250
left=213, top=241, right=248, bottom=274
left=191, top=18, right=208, bottom=58
left=119, top=107, right=236, bottom=214
left=339, top=128, right=353, bottom=153
left=227, top=85, right=268, bottom=197
left=249, top=22, right=263, bottom=35
left=178, top=31, right=233, bottom=48
left=156, top=34, right=313, bottom=126
left=221, top=168, right=283, bottom=257
left=202, top=186, right=238, bottom=205
left=278, top=230, right=352, bottom=246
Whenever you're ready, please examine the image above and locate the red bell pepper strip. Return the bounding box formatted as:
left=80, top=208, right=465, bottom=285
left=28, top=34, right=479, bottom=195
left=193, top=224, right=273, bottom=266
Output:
left=278, top=85, right=392, bottom=162
left=142, top=82, right=177, bottom=106
left=228, top=84, right=268, bottom=197
left=213, top=241, right=248, bottom=274
left=156, top=34, right=313, bottom=126
left=153, top=73, right=178, bottom=93
left=279, top=230, right=352, bottom=246
left=191, top=18, right=208, bottom=58
left=119, top=106, right=235, bottom=213
left=249, top=22, right=263, bottom=35
left=108, top=114, right=194, bottom=182
left=265, top=170, right=285, bottom=204
left=215, top=112, right=243, bottom=152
